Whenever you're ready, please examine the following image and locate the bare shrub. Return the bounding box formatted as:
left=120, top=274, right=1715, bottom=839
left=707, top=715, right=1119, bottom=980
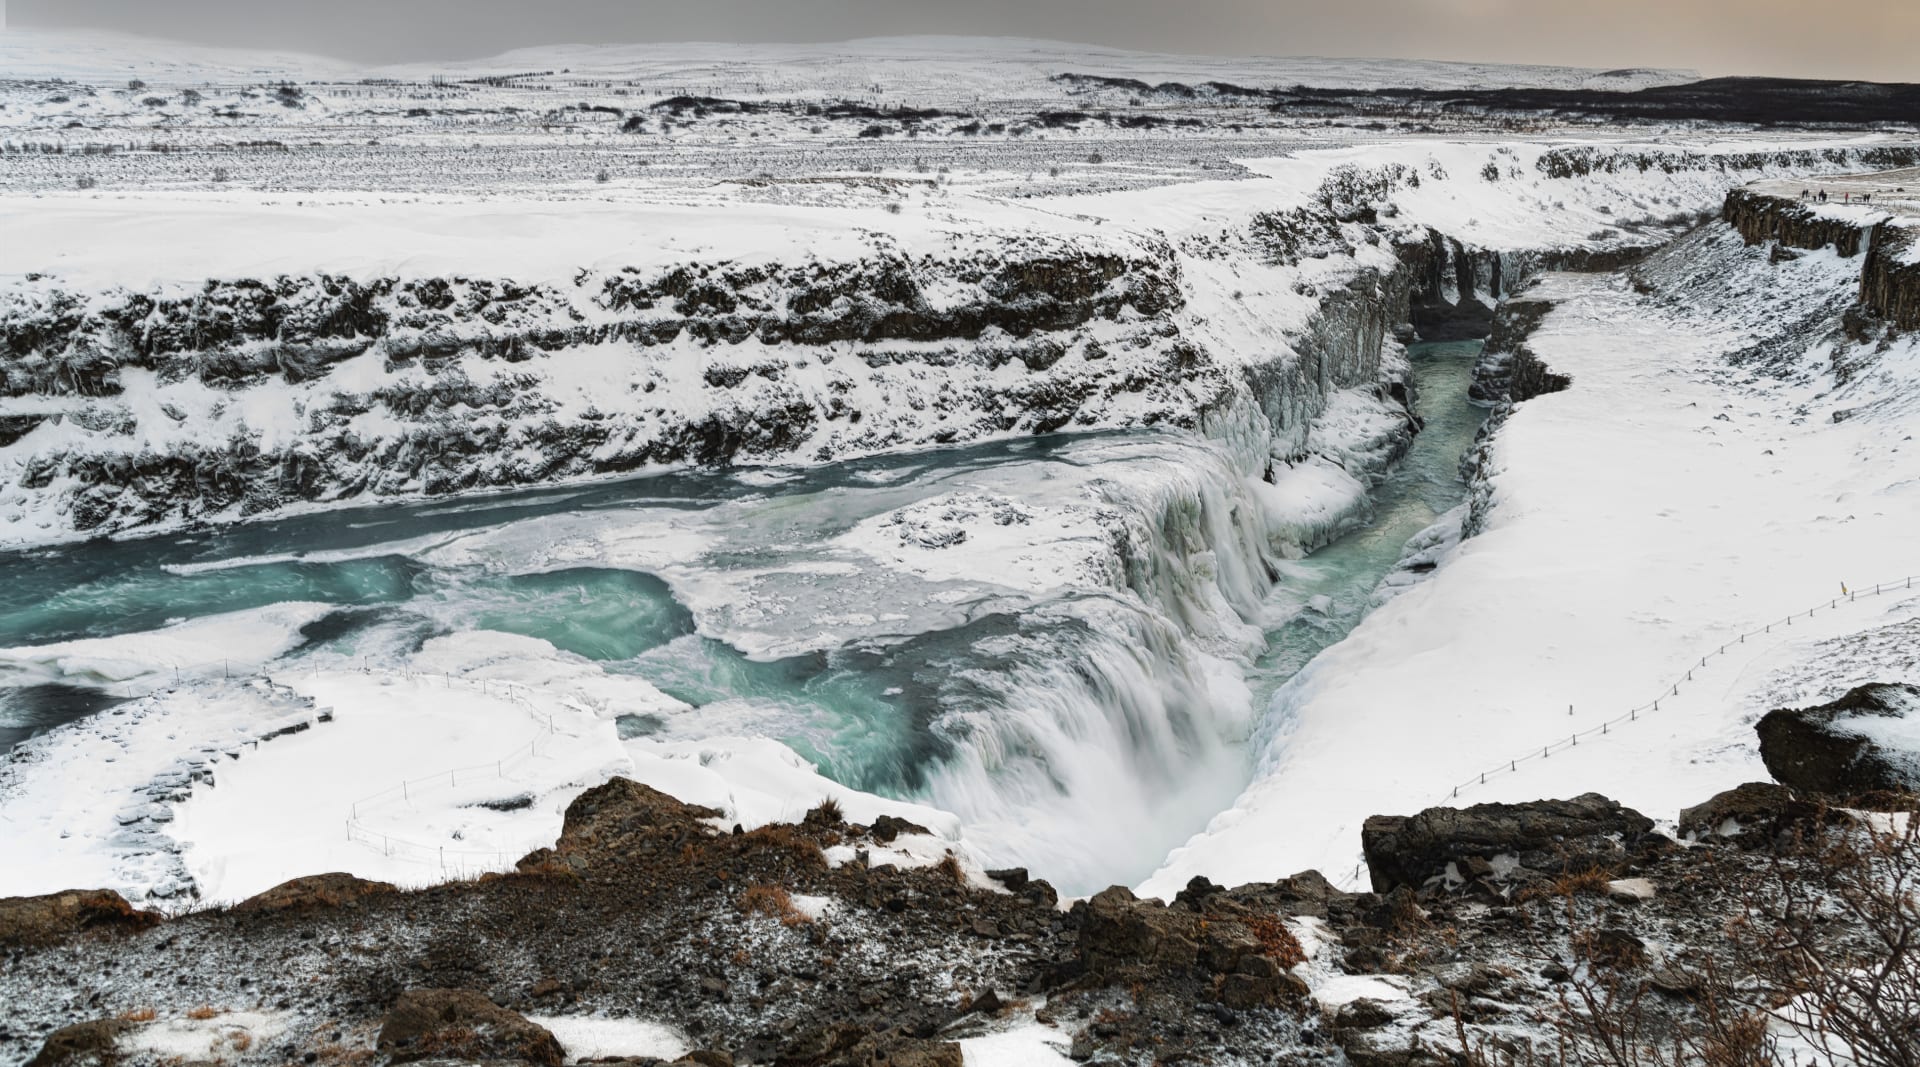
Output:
left=1732, top=812, right=1920, bottom=1067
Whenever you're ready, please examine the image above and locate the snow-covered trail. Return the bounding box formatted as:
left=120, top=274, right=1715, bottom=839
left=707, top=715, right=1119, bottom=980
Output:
left=1144, top=258, right=1920, bottom=898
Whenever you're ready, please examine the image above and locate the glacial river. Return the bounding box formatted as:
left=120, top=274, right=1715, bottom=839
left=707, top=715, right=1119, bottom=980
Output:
left=0, top=341, right=1486, bottom=894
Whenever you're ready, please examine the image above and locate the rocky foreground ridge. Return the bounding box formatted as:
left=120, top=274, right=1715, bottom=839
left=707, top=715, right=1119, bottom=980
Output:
left=4, top=691, right=1917, bottom=1067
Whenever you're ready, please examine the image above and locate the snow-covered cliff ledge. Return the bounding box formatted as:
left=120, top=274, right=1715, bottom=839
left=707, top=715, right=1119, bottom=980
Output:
left=3, top=138, right=1916, bottom=546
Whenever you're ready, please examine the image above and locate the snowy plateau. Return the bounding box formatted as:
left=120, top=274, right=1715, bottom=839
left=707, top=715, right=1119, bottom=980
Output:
left=4, top=25, right=1920, bottom=1067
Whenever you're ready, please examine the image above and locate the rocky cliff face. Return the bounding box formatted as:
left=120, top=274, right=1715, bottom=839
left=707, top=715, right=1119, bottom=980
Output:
left=1723, top=186, right=1920, bottom=334
left=1861, top=221, right=1920, bottom=332
left=0, top=206, right=1432, bottom=541
left=1722, top=187, right=1874, bottom=257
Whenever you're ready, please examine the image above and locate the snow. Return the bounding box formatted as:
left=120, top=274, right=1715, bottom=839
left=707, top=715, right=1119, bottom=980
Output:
left=1145, top=241, right=1920, bottom=897
left=527, top=1015, right=689, bottom=1062
left=120, top=1011, right=290, bottom=1063
left=171, top=667, right=623, bottom=901
left=961, top=1022, right=1078, bottom=1067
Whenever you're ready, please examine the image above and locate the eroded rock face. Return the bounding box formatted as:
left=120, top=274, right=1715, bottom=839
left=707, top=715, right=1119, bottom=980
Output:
left=376, top=988, right=565, bottom=1067
left=1759, top=683, right=1920, bottom=796
left=0, top=889, right=156, bottom=947
left=1360, top=793, right=1656, bottom=892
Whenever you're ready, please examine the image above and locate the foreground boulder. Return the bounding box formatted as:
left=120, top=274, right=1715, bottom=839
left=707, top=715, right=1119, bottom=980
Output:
left=520, top=776, right=722, bottom=873
left=0, top=890, right=157, bottom=947
left=24, top=1019, right=129, bottom=1067
left=377, top=988, right=565, bottom=1066
left=1361, top=793, right=1656, bottom=892
left=233, top=872, right=397, bottom=913
left=1076, top=883, right=1306, bottom=1009
left=1677, top=782, right=1823, bottom=846
left=1758, top=683, right=1920, bottom=796
left=774, top=1024, right=961, bottom=1067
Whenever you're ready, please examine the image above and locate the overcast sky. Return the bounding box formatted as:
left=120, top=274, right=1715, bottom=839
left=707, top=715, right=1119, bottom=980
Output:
left=7, top=0, right=1918, bottom=81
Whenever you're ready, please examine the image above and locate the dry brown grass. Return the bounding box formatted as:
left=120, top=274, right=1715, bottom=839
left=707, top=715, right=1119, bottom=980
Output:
left=117, top=1006, right=157, bottom=1023
left=185, top=1005, right=220, bottom=1021
left=933, top=854, right=966, bottom=884
left=739, top=824, right=826, bottom=869
left=224, top=1029, right=253, bottom=1052
left=1243, top=914, right=1308, bottom=969
left=1517, top=867, right=1617, bottom=904
left=737, top=883, right=812, bottom=926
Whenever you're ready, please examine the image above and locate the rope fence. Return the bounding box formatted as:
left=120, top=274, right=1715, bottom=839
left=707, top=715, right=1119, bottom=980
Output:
left=1433, top=573, right=1920, bottom=807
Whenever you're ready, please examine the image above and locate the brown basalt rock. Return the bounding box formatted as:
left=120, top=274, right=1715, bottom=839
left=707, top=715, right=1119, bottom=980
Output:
left=0, top=890, right=157, bottom=947
left=24, top=1019, right=130, bottom=1067
left=232, top=872, right=397, bottom=913
left=376, top=988, right=565, bottom=1067
left=545, top=777, right=723, bottom=868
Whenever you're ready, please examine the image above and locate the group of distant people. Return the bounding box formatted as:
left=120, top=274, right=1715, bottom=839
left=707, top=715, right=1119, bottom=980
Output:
left=1797, top=188, right=1879, bottom=204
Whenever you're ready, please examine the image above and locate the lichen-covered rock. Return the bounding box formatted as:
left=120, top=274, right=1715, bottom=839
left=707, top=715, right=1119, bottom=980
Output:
left=376, top=988, right=565, bottom=1066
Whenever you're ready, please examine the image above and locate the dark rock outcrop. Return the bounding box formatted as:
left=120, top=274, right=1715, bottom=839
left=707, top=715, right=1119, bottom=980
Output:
left=1724, top=188, right=1920, bottom=335
left=1677, top=782, right=1823, bottom=846
left=1361, top=793, right=1656, bottom=892
left=534, top=776, right=724, bottom=872
left=376, top=988, right=566, bottom=1066
left=0, top=889, right=156, bottom=947
left=24, top=1019, right=129, bottom=1067
left=1859, top=222, right=1920, bottom=333
left=1723, top=187, right=1873, bottom=257
left=1468, top=296, right=1565, bottom=405
left=1758, top=683, right=1920, bottom=795
left=232, top=871, right=397, bottom=913
left=1074, top=883, right=1307, bottom=1009
left=773, top=1024, right=961, bottom=1067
